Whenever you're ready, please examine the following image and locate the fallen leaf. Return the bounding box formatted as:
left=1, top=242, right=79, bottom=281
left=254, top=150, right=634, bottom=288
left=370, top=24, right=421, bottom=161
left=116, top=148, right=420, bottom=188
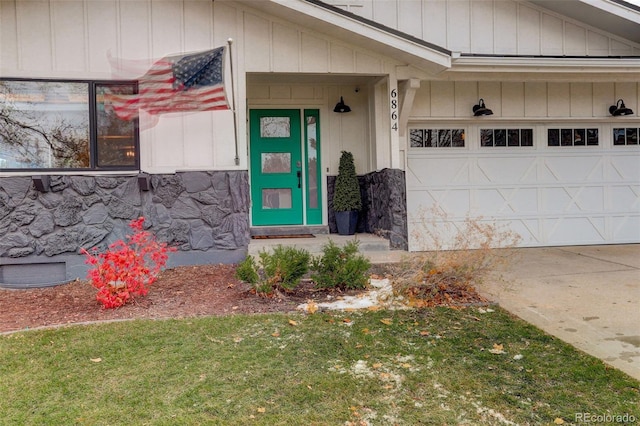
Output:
left=361, top=328, right=370, bottom=334
left=288, top=319, right=298, bottom=326
left=90, top=358, right=102, bottom=363
left=372, top=363, right=383, bottom=369
left=380, top=318, right=393, bottom=325
left=343, top=318, right=352, bottom=324
left=420, top=330, right=430, bottom=336
left=489, top=343, right=505, bottom=354
left=306, top=300, right=318, bottom=314
left=554, top=418, right=565, bottom=424
left=271, top=331, right=281, bottom=337
left=233, top=336, right=243, bottom=343
left=367, top=306, right=381, bottom=312
left=400, top=363, right=412, bottom=369
left=257, top=407, right=266, bottom=413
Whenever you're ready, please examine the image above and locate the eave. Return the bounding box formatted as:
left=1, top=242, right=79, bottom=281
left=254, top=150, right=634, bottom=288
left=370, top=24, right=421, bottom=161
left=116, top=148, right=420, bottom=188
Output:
left=447, top=55, right=640, bottom=82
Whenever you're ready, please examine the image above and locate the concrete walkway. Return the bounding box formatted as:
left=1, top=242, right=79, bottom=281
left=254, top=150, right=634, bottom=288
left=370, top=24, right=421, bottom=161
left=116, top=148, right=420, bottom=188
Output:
left=478, top=244, right=640, bottom=381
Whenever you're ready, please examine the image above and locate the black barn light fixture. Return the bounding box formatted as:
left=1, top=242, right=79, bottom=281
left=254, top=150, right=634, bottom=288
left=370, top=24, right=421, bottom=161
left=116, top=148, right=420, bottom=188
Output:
left=333, top=96, right=351, bottom=113
left=609, top=99, right=634, bottom=116
left=472, top=99, right=493, bottom=116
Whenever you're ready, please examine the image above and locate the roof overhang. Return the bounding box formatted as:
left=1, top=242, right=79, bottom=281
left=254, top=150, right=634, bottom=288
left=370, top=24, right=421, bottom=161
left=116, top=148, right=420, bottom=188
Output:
left=236, top=0, right=452, bottom=75
left=527, top=0, right=640, bottom=43
left=448, top=54, right=640, bottom=82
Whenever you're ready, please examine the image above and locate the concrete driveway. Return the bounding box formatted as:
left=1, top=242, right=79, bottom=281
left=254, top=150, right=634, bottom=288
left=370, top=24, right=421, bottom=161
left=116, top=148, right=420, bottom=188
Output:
left=478, top=244, right=640, bottom=381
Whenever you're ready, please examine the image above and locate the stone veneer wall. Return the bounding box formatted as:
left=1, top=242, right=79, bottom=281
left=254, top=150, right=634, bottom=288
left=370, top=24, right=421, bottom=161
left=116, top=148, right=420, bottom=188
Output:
left=0, top=171, right=250, bottom=288
left=327, top=168, right=408, bottom=250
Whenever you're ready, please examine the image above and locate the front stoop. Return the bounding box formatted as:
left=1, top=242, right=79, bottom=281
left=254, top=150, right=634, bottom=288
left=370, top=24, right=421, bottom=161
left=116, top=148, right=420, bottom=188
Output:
left=248, top=232, right=407, bottom=264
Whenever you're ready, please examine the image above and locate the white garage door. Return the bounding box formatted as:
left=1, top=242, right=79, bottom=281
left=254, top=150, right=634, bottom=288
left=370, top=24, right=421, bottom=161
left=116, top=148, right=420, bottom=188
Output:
left=406, top=125, right=640, bottom=250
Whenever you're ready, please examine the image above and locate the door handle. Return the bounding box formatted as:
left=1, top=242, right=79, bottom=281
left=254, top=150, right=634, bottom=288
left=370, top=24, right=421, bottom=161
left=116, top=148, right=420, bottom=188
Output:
left=297, top=170, right=302, bottom=188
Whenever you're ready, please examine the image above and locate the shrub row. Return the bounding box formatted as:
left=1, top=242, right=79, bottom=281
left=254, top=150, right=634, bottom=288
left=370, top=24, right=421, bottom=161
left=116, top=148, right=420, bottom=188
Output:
left=235, top=240, right=371, bottom=296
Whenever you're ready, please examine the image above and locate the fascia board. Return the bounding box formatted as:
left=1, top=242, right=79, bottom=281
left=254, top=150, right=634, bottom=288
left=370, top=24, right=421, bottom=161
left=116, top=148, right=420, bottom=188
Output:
left=581, top=0, right=640, bottom=23
left=452, top=56, right=640, bottom=73
left=245, top=0, right=451, bottom=73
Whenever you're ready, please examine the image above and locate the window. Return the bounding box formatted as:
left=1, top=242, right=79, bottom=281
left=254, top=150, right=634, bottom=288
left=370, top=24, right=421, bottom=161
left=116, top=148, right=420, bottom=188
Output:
left=547, top=128, right=598, bottom=147
left=481, top=128, right=533, bottom=147
left=613, top=128, right=639, bottom=146
left=410, top=129, right=465, bottom=148
left=0, top=79, right=138, bottom=170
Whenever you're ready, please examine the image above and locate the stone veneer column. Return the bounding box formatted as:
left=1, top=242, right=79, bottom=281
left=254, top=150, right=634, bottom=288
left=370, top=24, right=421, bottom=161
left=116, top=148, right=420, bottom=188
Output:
left=327, top=168, right=408, bottom=250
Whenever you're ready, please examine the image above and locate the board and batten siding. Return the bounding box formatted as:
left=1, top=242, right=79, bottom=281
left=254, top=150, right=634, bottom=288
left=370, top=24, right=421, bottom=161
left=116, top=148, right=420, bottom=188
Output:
left=326, top=0, right=640, bottom=56
left=411, top=81, right=640, bottom=119
left=0, top=0, right=240, bottom=173
left=241, top=9, right=395, bottom=75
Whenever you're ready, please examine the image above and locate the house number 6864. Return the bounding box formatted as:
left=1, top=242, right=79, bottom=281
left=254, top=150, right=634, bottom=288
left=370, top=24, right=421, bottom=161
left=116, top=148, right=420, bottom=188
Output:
left=390, top=88, right=398, bottom=131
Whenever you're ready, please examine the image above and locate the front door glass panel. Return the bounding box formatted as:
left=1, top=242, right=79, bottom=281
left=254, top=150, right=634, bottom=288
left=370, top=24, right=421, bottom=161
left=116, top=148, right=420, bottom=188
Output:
left=261, top=153, right=291, bottom=174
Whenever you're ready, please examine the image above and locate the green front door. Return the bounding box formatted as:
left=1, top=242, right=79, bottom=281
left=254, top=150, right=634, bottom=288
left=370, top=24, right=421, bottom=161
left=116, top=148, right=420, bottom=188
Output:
left=250, top=109, right=303, bottom=226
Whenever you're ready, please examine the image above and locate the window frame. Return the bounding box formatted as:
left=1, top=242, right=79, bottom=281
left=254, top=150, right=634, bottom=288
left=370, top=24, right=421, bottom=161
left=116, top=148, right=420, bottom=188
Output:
left=0, top=77, right=139, bottom=172
left=546, top=127, right=599, bottom=147
left=409, top=127, right=466, bottom=149
left=479, top=127, right=535, bottom=148
left=613, top=127, right=639, bottom=146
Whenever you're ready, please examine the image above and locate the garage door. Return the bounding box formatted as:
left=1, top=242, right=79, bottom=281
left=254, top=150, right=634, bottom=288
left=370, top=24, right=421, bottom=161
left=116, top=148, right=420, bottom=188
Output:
left=406, top=125, right=640, bottom=250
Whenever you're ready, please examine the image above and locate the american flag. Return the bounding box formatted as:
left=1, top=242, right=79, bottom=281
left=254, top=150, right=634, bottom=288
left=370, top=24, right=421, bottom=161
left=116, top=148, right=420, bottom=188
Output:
left=107, top=47, right=228, bottom=121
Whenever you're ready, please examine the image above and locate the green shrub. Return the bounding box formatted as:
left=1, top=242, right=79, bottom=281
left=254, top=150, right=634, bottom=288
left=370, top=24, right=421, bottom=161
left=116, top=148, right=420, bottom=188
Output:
left=260, top=246, right=310, bottom=291
left=235, top=256, right=259, bottom=285
left=235, top=246, right=311, bottom=295
left=333, top=151, right=362, bottom=212
left=311, top=240, right=371, bottom=290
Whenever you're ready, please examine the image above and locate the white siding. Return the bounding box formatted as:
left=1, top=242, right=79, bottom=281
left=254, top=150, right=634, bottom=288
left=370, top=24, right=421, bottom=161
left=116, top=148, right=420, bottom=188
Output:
left=241, top=9, right=391, bottom=75
left=0, top=0, right=240, bottom=173
left=326, top=0, right=640, bottom=56
left=411, top=82, right=639, bottom=119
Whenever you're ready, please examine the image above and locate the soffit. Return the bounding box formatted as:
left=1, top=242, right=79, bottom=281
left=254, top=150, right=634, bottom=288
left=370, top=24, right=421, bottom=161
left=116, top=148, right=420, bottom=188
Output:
left=527, top=0, right=640, bottom=43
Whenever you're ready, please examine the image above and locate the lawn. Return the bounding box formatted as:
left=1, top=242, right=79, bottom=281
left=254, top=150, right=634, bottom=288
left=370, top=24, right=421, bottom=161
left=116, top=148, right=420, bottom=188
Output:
left=1, top=307, right=638, bottom=425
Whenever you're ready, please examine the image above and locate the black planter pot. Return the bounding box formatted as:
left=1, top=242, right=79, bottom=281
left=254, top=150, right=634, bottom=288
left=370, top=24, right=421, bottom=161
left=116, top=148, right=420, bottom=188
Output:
left=335, top=210, right=359, bottom=235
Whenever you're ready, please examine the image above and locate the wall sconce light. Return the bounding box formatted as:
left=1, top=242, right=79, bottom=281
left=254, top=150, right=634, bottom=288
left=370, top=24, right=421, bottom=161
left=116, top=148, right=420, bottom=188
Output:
left=32, top=175, right=50, bottom=193
left=137, top=172, right=151, bottom=191
left=609, top=99, right=634, bottom=116
left=333, top=96, right=351, bottom=113
left=472, top=99, right=493, bottom=116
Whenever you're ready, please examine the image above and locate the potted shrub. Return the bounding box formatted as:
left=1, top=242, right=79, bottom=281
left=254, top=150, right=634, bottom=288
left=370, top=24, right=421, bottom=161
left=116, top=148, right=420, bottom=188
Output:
left=333, top=151, right=362, bottom=235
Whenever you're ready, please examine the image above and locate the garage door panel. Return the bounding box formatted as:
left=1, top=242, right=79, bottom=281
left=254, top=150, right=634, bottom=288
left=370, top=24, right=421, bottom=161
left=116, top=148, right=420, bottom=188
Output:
left=541, top=156, right=604, bottom=182
left=544, top=217, right=606, bottom=245
left=542, top=186, right=605, bottom=213
left=612, top=215, right=640, bottom=242
left=609, top=157, right=640, bottom=181
left=611, top=185, right=639, bottom=211
left=475, top=188, right=538, bottom=214
left=407, top=157, right=470, bottom=186
left=476, top=157, right=538, bottom=183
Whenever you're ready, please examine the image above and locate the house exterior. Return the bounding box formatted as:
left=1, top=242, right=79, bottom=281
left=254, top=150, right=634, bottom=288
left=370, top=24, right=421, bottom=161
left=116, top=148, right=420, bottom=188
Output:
left=1, top=0, right=638, bottom=287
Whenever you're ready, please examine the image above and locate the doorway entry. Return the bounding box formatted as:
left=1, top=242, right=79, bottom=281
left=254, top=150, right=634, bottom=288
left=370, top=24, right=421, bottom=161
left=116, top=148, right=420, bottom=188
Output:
left=249, top=109, right=322, bottom=227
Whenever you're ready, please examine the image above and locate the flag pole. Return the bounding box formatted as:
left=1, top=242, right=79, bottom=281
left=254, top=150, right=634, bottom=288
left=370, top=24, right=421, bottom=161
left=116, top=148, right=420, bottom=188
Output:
left=227, top=38, right=240, bottom=166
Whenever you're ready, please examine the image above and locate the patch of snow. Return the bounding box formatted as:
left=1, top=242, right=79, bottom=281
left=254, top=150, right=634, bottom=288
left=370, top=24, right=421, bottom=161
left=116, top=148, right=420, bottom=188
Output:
left=297, top=278, right=408, bottom=312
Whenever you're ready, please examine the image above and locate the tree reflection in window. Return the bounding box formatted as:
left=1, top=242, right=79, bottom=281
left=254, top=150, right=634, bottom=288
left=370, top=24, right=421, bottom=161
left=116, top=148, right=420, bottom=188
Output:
left=0, top=81, right=90, bottom=168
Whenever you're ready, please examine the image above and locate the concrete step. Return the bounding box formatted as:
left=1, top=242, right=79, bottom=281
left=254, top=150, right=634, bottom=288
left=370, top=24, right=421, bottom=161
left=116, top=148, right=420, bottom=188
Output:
left=248, top=233, right=407, bottom=264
